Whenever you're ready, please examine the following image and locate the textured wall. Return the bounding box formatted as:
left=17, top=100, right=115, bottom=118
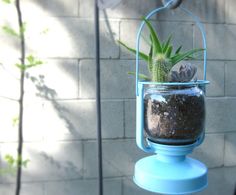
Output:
left=0, top=0, right=235, bottom=194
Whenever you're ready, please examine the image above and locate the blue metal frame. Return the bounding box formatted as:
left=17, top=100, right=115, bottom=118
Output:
left=135, top=1, right=209, bottom=153
left=135, top=4, right=208, bottom=96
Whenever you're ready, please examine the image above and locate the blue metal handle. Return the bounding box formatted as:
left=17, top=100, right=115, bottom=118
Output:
left=135, top=2, right=208, bottom=152
left=135, top=3, right=207, bottom=96
left=136, top=83, right=155, bottom=153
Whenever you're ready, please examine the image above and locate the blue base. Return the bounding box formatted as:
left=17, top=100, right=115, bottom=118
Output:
left=134, top=143, right=208, bottom=194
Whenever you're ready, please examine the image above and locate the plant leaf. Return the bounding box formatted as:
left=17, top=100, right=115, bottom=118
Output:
left=26, top=61, right=43, bottom=69
left=5, top=155, right=14, bottom=166
left=22, top=159, right=30, bottom=168
left=2, top=26, right=19, bottom=37
left=148, top=45, right=153, bottom=73
left=117, top=40, right=148, bottom=61
left=128, top=71, right=150, bottom=81
left=27, top=55, right=34, bottom=64
left=26, top=55, right=43, bottom=69
left=2, top=0, right=11, bottom=3
left=142, top=17, right=162, bottom=54
left=12, top=116, right=19, bottom=127
left=165, top=46, right=173, bottom=58
left=163, top=34, right=172, bottom=53
left=15, top=63, right=25, bottom=70
left=171, top=48, right=204, bottom=65
left=175, top=45, right=182, bottom=54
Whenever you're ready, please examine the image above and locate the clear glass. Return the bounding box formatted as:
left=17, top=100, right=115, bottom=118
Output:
left=144, top=84, right=205, bottom=145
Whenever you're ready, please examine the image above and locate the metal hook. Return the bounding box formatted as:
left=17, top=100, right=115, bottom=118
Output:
left=161, top=0, right=183, bottom=9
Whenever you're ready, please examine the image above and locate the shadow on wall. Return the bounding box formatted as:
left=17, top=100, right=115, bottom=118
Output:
left=0, top=0, right=235, bottom=194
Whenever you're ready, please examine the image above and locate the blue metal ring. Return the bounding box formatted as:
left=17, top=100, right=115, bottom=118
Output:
left=139, top=80, right=209, bottom=86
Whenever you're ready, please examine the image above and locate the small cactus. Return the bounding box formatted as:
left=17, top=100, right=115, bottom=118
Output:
left=118, top=18, right=203, bottom=82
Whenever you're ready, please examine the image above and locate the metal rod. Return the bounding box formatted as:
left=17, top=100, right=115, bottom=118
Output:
left=94, top=0, right=103, bottom=195
left=161, top=0, right=182, bottom=9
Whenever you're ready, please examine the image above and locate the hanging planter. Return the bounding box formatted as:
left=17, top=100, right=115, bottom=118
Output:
left=119, top=18, right=206, bottom=146
left=119, top=1, right=210, bottom=194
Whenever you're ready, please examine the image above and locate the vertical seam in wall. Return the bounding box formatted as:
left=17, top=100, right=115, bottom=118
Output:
left=118, top=20, right=121, bottom=59
left=81, top=140, right=85, bottom=179
left=121, top=176, right=124, bottom=195
left=77, top=0, right=80, bottom=17
left=123, top=100, right=126, bottom=138
left=43, top=182, right=46, bottom=195
left=223, top=133, right=226, bottom=166
left=78, top=59, right=81, bottom=98
left=224, top=0, right=226, bottom=24
left=224, top=61, right=226, bottom=97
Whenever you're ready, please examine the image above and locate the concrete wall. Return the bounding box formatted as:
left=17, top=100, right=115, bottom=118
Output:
left=0, top=0, right=235, bottom=194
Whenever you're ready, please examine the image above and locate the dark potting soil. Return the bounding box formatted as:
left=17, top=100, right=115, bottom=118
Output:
left=144, top=92, right=205, bottom=145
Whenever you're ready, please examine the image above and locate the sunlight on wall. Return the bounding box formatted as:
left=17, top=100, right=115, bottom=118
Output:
left=0, top=1, right=86, bottom=185
left=0, top=99, right=18, bottom=142
left=0, top=2, right=19, bottom=59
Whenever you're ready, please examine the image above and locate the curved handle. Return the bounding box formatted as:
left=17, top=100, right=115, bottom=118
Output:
left=136, top=83, right=155, bottom=153
left=194, top=131, right=205, bottom=147
left=135, top=3, right=207, bottom=96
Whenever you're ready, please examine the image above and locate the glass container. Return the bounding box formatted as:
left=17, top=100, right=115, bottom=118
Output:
left=144, top=84, right=205, bottom=145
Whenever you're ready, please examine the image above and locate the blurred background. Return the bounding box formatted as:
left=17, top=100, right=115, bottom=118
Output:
left=0, top=0, right=235, bottom=194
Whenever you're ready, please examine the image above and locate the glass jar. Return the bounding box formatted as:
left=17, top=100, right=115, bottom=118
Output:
left=144, top=84, right=205, bottom=145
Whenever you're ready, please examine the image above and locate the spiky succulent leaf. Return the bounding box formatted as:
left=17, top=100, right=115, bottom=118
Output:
left=142, top=17, right=162, bottom=54
left=119, top=18, right=203, bottom=83
left=170, top=48, right=204, bottom=65
left=118, top=40, right=149, bottom=61
left=148, top=45, right=153, bottom=73
left=163, top=35, right=172, bottom=53
left=127, top=72, right=150, bottom=81
left=175, top=45, right=182, bottom=54
left=165, top=46, right=173, bottom=58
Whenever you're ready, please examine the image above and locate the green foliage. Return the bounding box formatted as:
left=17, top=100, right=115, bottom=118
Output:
left=118, top=18, right=204, bottom=82
left=0, top=154, right=30, bottom=175
left=2, top=0, right=12, bottom=4
left=5, top=154, right=30, bottom=168
left=16, top=55, right=43, bottom=70
left=2, top=25, right=19, bottom=37
left=40, top=28, right=49, bottom=35
left=12, top=116, right=19, bottom=127
left=117, top=40, right=148, bottom=61
left=2, top=22, right=26, bottom=37
left=127, top=72, right=151, bottom=81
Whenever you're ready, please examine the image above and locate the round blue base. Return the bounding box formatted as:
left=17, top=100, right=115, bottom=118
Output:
left=134, top=155, right=207, bottom=194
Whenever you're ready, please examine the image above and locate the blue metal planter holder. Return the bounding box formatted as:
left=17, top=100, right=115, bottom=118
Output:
left=134, top=1, right=210, bottom=194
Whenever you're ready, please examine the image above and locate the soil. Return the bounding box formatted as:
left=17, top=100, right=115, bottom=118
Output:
left=144, top=89, right=205, bottom=145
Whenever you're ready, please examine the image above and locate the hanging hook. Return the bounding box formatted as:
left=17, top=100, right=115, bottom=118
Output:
left=161, top=0, right=182, bottom=9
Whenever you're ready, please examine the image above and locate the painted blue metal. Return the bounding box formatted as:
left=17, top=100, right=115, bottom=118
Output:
left=134, top=142, right=208, bottom=194
left=139, top=80, right=209, bottom=86
left=135, top=1, right=208, bottom=96
left=136, top=83, right=154, bottom=153
left=134, top=1, right=209, bottom=194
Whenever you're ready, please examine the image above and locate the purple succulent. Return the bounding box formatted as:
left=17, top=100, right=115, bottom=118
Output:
left=168, top=63, right=197, bottom=82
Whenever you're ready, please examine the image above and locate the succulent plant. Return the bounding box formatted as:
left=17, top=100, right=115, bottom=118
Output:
left=168, top=63, right=197, bottom=82
left=118, top=18, right=203, bottom=82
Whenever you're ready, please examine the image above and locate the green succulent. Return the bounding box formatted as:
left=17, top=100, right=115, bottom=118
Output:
left=118, top=18, right=203, bottom=82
